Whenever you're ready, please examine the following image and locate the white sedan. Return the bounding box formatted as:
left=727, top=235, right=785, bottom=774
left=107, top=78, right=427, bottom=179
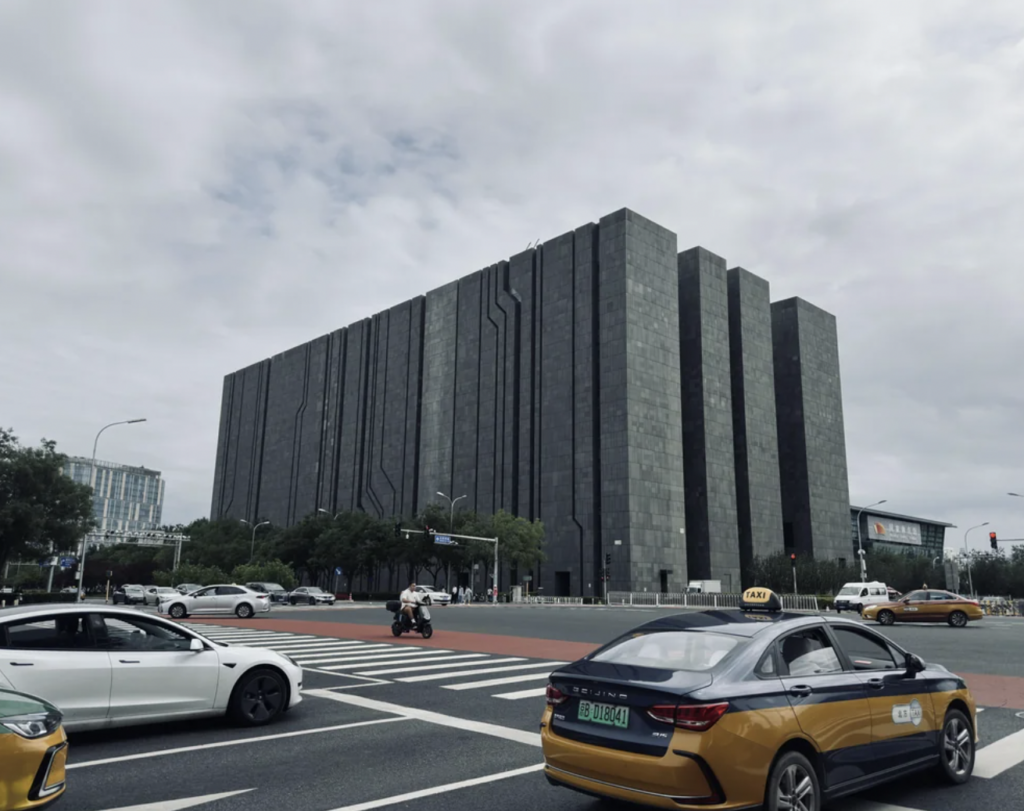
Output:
left=160, top=584, right=271, bottom=619
left=416, top=586, right=451, bottom=606
left=0, top=604, right=302, bottom=732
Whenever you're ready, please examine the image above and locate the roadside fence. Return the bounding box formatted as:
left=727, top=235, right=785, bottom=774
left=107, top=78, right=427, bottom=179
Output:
left=607, top=591, right=820, bottom=612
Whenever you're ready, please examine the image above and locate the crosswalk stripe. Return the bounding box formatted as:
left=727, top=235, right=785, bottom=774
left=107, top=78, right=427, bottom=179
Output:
left=443, top=671, right=563, bottom=690
left=317, top=653, right=470, bottom=671
left=397, top=661, right=563, bottom=683
left=493, top=687, right=548, bottom=700
left=356, top=655, right=504, bottom=676
left=296, top=647, right=428, bottom=664
left=247, top=641, right=371, bottom=652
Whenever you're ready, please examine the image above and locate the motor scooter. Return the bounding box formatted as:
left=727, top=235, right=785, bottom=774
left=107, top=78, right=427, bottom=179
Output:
left=385, top=597, right=433, bottom=639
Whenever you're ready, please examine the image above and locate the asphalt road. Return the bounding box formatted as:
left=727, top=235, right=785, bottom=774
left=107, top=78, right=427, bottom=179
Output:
left=61, top=604, right=1024, bottom=811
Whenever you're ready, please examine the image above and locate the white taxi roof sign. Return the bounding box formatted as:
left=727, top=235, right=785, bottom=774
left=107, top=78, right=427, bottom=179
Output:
left=739, top=587, right=783, bottom=613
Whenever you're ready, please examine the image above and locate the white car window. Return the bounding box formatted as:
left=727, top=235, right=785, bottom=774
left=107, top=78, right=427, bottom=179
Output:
left=96, top=616, right=194, bottom=652
left=1, top=615, right=92, bottom=650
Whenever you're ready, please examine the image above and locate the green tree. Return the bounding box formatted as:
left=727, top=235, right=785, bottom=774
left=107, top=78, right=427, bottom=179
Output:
left=0, top=428, right=95, bottom=577
left=230, top=559, right=297, bottom=589
left=180, top=517, right=274, bottom=572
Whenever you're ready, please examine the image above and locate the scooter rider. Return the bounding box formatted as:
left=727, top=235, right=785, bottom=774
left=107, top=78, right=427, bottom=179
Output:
left=399, top=580, right=421, bottom=627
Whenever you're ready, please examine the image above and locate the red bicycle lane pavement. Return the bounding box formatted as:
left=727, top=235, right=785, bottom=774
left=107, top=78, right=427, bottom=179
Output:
left=185, top=616, right=1024, bottom=710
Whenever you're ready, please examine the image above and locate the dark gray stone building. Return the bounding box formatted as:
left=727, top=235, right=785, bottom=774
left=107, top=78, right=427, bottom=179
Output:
left=211, top=207, right=850, bottom=595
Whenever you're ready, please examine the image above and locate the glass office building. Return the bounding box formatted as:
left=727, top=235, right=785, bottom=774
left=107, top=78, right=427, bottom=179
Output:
left=849, top=506, right=951, bottom=560
left=62, top=457, right=165, bottom=534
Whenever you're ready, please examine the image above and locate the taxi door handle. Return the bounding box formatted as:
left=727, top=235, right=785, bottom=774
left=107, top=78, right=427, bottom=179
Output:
left=866, top=678, right=885, bottom=689
left=789, top=685, right=812, bottom=697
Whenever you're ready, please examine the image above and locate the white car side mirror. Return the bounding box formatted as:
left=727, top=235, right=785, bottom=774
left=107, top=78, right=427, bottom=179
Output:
left=190, top=638, right=205, bottom=652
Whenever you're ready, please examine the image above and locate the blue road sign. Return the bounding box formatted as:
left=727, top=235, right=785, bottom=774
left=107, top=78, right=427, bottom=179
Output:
left=60, top=557, right=75, bottom=569
left=335, top=567, right=343, bottom=576
left=433, top=535, right=454, bottom=545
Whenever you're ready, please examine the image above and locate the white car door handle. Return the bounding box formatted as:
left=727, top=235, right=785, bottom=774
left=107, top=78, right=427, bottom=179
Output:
left=9, top=662, right=33, bottom=666
left=119, top=659, right=140, bottom=664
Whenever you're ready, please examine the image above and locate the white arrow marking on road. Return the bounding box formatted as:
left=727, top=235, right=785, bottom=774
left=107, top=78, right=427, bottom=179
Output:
left=93, top=789, right=253, bottom=811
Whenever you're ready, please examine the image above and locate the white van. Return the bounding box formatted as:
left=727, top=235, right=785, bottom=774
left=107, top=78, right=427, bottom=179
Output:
left=834, top=581, right=890, bottom=613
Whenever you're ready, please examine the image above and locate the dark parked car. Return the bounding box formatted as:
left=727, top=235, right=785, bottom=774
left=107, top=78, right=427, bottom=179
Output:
left=247, top=582, right=290, bottom=603
left=111, top=585, right=145, bottom=605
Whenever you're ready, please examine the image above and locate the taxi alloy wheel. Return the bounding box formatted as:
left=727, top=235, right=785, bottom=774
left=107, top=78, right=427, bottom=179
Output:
left=767, top=750, right=820, bottom=811
left=938, top=709, right=974, bottom=784
left=948, top=610, right=968, bottom=628
left=877, top=610, right=895, bottom=626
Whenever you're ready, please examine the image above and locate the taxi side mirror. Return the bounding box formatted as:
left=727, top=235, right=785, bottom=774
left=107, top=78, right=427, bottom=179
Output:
left=904, top=652, right=925, bottom=674
left=901, top=598, right=911, bottom=604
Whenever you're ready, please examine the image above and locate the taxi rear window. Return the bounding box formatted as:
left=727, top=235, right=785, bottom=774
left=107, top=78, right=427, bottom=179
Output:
left=591, top=631, right=743, bottom=671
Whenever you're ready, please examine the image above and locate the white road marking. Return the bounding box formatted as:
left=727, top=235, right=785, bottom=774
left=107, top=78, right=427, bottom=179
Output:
left=298, top=648, right=450, bottom=665
left=317, top=653, right=472, bottom=671
left=247, top=640, right=368, bottom=650
left=835, top=801, right=927, bottom=811
left=324, top=764, right=545, bottom=810
left=91, top=789, right=255, bottom=811
left=293, top=645, right=403, bottom=662
left=252, top=643, right=378, bottom=655
left=493, top=686, right=548, bottom=700
left=67, top=717, right=410, bottom=769
left=443, top=671, right=560, bottom=690
left=398, top=661, right=565, bottom=683
left=305, top=688, right=542, bottom=746
left=356, top=655, right=505, bottom=675
left=974, top=727, right=1024, bottom=778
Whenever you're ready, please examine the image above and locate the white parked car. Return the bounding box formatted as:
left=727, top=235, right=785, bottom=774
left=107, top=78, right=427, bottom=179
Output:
left=160, top=584, right=271, bottom=619
left=143, top=586, right=179, bottom=606
left=0, top=604, right=302, bottom=731
left=288, top=587, right=335, bottom=606
left=415, top=586, right=450, bottom=606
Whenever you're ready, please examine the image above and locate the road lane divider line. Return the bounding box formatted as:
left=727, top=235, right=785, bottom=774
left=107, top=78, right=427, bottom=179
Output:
left=67, top=717, right=411, bottom=769
left=398, top=661, right=565, bottom=683
left=443, top=670, right=564, bottom=690
left=304, top=689, right=542, bottom=747
left=974, top=727, right=1024, bottom=778
left=91, top=788, right=256, bottom=811
left=356, top=655, right=506, bottom=675
left=494, top=687, right=548, bottom=700
left=324, top=764, right=545, bottom=810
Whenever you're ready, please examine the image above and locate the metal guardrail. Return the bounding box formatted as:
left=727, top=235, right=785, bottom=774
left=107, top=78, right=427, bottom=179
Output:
left=607, top=591, right=820, bottom=612
left=519, top=596, right=585, bottom=605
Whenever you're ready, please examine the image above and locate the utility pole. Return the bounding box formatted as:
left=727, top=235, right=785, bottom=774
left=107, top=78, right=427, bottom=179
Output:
left=240, top=519, right=270, bottom=564
left=436, top=492, right=466, bottom=590
left=963, top=522, right=988, bottom=598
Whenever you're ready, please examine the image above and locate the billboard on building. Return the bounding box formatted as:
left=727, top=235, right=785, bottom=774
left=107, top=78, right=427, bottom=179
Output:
left=867, top=515, right=922, bottom=545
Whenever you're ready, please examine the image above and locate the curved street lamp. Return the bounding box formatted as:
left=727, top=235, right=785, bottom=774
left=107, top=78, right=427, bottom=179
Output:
left=962, top=522, right=988, bottom=598
left=78, top=419, right=147, bottom=597
left=240, top=519, right=271, bottom=564
left=855, top=500, right=887, bottom=581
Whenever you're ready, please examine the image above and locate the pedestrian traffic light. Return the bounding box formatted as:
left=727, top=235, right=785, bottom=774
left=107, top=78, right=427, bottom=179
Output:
left=990, top=531, right=997, bottom=550
left=605, top=553, right=611, bottom=566
left=790, top=553, right=796, bottom=565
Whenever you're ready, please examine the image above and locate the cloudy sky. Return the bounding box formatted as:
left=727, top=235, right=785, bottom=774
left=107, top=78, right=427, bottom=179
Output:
left=2, top=0, right=1022, bottom=555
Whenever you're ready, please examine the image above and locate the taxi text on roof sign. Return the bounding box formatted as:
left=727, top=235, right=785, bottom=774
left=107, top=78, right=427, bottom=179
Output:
left=739, top=586, right=783, bottom=612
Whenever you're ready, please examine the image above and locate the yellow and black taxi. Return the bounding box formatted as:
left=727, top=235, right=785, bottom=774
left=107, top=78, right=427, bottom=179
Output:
left=0, top=688, right=67, bottom=810
left=861, top=588, right=985, bottom=627
left=540, top=587, right=978, bottom=811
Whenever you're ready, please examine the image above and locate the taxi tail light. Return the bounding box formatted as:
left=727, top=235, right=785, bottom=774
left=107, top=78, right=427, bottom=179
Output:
left=647, top=702, right=729, bottom=731
left=546, top=684, right=567, bottom=706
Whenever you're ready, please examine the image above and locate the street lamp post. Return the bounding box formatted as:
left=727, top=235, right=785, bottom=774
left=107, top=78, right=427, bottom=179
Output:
left=318, top=508, right=343, bottom=520
left=240, top=519, right=270, bottom=564
left=855, top=500, right=887, bottom=581
left=77, top=419, right=147, bottom=597
left=963, top=522, right=988, bottom=598
left=437, top=491, right=467, bottom=590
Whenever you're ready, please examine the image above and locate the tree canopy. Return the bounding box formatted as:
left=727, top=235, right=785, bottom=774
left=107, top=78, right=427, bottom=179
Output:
left=0, top=428, right=95, bottom=575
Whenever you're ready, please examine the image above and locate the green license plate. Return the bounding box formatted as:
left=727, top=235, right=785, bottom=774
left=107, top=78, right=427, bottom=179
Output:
left=577, top=700, right=630, bottom=728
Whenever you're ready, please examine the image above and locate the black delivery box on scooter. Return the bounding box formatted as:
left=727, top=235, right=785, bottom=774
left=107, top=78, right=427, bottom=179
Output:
left=385, top=600, right=401, bottom=613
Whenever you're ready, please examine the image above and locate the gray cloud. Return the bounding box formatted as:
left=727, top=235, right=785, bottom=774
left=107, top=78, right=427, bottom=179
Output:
left=2, top=0, right=1022, bottom=555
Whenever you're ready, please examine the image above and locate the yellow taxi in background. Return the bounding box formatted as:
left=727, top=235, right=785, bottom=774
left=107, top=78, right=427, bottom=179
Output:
left=541, top=587, right=978, bottom=811
left=861, top=588, right=985, bottom=627
left=0, top=689, right=67, bottom=811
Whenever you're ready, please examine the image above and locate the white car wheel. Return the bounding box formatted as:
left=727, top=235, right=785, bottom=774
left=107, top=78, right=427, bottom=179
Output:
left=236, top=603, right=254, bottom=619
left=229, top=667, right=287, bottom=726
left=169, top=603, right=188, bottom=619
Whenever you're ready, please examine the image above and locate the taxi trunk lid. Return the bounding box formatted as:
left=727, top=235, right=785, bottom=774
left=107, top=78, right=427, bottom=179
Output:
left=548, top=661, right=713, bottom=756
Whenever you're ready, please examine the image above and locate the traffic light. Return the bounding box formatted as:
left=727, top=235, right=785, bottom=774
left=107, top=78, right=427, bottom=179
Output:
left=605, top=553, right=612, bottom=566
left=790, top=553, right=796, bottom=566
left=990, top=531, right=998, bottom=550
left=425, top=526, right=434, bottom=535
left=394, top=521, right=401, bottom=538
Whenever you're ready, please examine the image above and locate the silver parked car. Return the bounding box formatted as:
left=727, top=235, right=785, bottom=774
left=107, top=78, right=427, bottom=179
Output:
left=288, top=587, right=335, bottom=606
left=159, top=584, right=272, bottom=620
left=144, top=586, right=180, bottom=606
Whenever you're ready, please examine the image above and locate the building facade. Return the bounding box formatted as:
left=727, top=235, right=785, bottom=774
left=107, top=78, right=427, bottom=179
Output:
left=211, top=208, right=852, bottom=595
left=62, top=457, right=165, bottom=535
left=849, top=506, right=951, bottom=561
